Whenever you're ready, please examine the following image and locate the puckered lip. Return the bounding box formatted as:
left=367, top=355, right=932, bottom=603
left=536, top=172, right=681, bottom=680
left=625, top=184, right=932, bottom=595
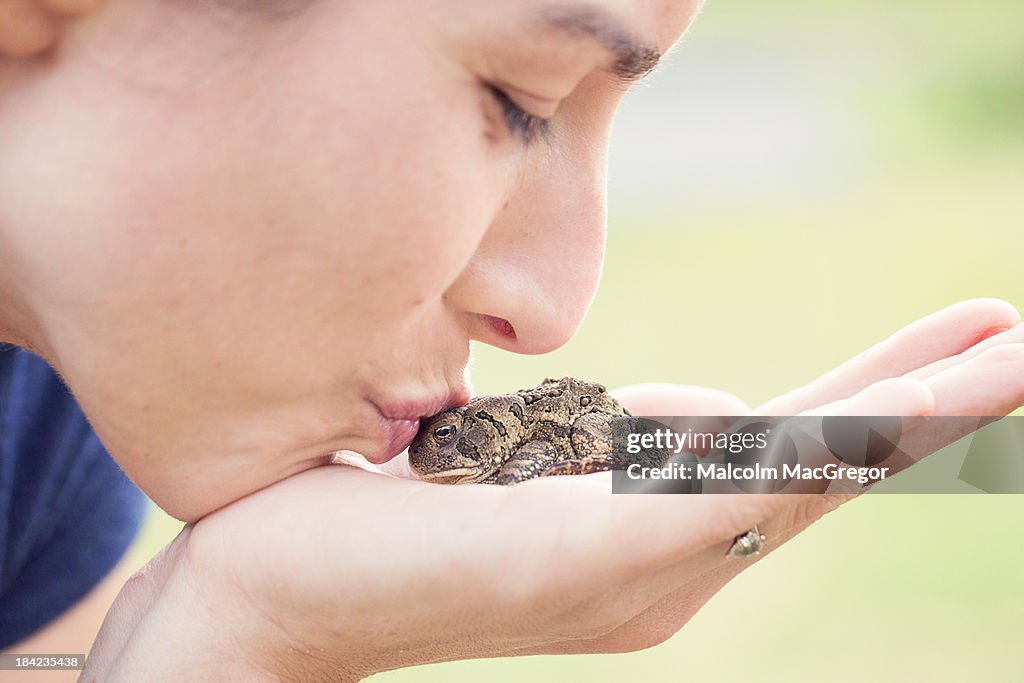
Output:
left=366, top=385, right=470, bottom=464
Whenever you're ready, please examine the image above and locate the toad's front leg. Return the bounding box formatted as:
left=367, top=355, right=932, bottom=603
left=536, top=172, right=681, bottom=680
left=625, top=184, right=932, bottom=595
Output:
left=485, top=440, right=560, bottom=485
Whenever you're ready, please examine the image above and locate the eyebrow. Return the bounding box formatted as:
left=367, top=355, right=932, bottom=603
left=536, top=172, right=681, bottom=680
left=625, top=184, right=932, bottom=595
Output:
left=536, top=4, right=663, bottom=82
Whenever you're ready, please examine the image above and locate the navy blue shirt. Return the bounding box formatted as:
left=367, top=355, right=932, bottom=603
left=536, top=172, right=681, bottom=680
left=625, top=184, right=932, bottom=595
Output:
left=0, top=344, right=146, bottom=648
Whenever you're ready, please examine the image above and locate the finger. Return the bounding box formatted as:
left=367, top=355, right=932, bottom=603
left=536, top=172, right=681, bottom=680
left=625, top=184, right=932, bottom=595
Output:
left=559, top=379, right=929, bottom=558
left=922, top=343, right=1024, bottom=416
left=0, top=0, right=58, bottom=56
left=906, top=323, right=1024, bottom=382
left=792, top=346, right=1024, bottom=493
left=895, top=344, right=1024, bottom=463
left=579, top=380, right=926, bottom=558
left=777, top=346, right=1024, bottom=494
left=676, top=378, right=932, bottom=496
left=764, top=377, right=932, bottom=494
left=756, top=299, right=1020, bottom=415
left=534, top=348, right=1023, bottom=654
left=801, top=376, right=934, bottom=417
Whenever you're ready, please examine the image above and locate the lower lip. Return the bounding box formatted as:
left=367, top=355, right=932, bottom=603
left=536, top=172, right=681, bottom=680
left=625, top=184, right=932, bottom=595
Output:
left=371, top=417, right=422, bottom=463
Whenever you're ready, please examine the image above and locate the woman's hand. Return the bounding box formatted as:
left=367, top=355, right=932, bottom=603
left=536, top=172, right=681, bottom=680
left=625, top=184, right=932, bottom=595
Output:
left=83, top=299, right=1024, bottom=681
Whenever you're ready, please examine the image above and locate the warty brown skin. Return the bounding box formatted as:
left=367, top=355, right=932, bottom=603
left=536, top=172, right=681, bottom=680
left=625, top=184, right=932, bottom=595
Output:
left=409, top=377, right=666, bottom=485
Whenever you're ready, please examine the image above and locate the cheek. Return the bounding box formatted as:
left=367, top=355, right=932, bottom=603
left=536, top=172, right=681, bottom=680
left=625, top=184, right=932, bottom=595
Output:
left=37, top=26, right=512, bottom=367
left=254, top=13, right=513, bottom=312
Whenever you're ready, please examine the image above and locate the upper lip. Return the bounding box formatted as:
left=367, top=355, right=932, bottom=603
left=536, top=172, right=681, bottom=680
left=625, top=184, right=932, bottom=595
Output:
left=371, top=384, right=470, bottom=422
left=366, top=383, right=470, bottom=462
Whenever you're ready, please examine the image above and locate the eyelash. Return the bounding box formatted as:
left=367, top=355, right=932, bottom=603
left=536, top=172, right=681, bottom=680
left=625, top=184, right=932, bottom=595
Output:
left=486, top=84, right=552, bottom=145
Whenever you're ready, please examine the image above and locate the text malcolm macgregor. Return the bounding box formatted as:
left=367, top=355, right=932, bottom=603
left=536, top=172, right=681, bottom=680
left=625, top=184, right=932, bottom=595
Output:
left=624, top=461, right=890, bottom=485
left=623, top=427, right=891, bottom=484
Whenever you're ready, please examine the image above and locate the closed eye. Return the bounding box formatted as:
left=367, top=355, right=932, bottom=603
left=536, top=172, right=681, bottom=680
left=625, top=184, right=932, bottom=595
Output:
left=486, top=84, right=552, bottom=145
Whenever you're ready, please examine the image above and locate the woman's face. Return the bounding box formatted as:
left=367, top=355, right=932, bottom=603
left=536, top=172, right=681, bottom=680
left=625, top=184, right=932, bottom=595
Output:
left=0, top=0, right=700, bottom=520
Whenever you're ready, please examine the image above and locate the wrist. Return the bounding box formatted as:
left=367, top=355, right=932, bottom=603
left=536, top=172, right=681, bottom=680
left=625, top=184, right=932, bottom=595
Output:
left=83, top=527, right=280, bottom=682
left=181, top=521, right=373, bottom=682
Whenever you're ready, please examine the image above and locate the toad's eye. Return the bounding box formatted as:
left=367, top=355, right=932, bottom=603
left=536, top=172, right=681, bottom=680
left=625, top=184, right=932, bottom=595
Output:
left=433, top=424, right=457, bottom=443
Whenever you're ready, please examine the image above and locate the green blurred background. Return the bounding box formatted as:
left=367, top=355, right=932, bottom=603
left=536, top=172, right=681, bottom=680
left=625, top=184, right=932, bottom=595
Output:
left=135, top=0, right=1024, bottom=680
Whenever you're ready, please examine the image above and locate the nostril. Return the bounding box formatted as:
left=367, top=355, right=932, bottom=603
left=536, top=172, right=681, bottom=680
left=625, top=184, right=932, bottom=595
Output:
left=480, top=314, right=516, bottom=342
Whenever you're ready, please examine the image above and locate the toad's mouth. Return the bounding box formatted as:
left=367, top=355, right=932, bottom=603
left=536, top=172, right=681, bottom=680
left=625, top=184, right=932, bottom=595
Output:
left=418, top=468, right=488, bottom=485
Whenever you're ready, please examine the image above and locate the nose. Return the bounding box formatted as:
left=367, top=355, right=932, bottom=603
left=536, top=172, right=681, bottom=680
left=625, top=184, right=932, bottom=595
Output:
left=444, top=132, right=609, bottom=355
